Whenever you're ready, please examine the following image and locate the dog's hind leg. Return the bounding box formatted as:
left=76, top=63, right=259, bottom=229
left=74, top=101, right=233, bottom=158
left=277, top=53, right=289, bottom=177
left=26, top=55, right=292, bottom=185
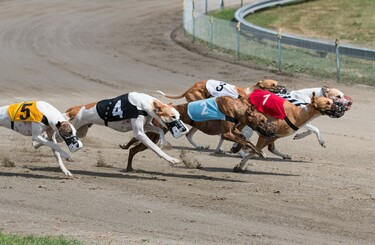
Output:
left=126, top=132, right=160, bottom=171
left=143, top=123, right=166, bottom=148
left=234, top=136, right=272, bottom=172
left=119, top=137, right=140, bottom=150
left=268, top=142, right=291, bottom=159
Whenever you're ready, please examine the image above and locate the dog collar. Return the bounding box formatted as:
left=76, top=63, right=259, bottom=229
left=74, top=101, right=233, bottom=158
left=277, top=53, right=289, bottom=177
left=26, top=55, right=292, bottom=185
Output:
left=284, top=116, right=299, bottom=131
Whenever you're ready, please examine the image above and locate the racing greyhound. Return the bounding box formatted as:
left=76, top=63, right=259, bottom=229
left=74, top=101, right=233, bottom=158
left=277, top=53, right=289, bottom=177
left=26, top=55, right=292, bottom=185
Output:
left=233, top=90, right=347, bottom=172
left=64, top=92, right=189, bottom=167
left=0, top=101, right=83, bottom=177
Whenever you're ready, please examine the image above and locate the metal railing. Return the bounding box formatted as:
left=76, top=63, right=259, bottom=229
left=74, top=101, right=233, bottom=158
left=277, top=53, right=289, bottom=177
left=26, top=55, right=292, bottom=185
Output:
left=235, top=0, right=375, bottom=61
left=183, top=0, right=375, bottom=85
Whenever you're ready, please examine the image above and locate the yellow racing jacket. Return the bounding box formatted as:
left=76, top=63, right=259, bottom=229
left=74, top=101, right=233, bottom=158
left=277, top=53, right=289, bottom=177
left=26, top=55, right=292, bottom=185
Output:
left=8, top=101, right=45, bottom=126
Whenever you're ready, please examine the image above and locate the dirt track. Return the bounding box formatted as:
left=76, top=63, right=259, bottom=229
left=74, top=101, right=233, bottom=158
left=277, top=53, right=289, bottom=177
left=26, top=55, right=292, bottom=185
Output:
left=0, top=1, right=375, bottom=244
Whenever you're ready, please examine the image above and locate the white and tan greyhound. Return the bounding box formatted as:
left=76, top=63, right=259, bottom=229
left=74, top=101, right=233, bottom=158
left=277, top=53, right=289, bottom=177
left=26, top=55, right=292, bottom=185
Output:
left=0, top=101, right=83, bottom=177
left=65, top=92, right=189, bottom=168
left=278, top=86, right=352, bottom=147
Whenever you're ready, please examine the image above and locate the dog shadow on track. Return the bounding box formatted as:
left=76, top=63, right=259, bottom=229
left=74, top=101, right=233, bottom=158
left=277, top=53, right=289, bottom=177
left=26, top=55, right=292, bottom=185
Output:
left=25, top=166, right=166, bottom=181
left=0, top=171, right=63, bottom=180
left=128, top=169, right=248, bottom=183
left=199, top=167, right=300, bottom=177
left=197, top=157, right=307, bottom=177
left=25, top=166, right=245, bottom=182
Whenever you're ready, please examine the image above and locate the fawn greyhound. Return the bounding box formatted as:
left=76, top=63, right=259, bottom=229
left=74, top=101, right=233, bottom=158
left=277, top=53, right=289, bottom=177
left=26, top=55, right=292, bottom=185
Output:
left=233, top=90, right=347, bottom=172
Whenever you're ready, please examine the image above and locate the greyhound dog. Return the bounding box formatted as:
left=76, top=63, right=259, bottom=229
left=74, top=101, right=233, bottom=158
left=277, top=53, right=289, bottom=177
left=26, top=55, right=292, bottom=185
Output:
left=230, top=86, right=352, bottom=157
left=120, top=96, right=277, bottom=171
left=278, top=87, right=352, bottom=147
left=233, top=90, right=346, bottom=172
left=157, top=79, right=286, bottom=150
left=157, top=79, right=286, bottom=102
left=64, top=92, right=189, bottom=166
left=0, top=101, right=83, bottom=177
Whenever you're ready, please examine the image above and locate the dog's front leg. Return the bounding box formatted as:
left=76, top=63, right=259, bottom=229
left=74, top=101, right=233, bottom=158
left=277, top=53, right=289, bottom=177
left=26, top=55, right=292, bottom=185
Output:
left=131, top=118, right=180, bottom=165
left=49, top=133, right=73, bottom=177
left=214, top=137, right=225, bottom=154
left=32, top=125, right=73, bottom=177
left=306, top=123, right=325, bottom=147
left=186, top=127, right=209, bottom=150
left=293, top=123, right=325, bottom=147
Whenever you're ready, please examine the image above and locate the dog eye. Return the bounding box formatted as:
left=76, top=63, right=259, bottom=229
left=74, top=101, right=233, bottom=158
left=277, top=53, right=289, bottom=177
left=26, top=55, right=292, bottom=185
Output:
left=171, top=116, right=176, bottom=120
left=336, top=95, right=341, bottom=98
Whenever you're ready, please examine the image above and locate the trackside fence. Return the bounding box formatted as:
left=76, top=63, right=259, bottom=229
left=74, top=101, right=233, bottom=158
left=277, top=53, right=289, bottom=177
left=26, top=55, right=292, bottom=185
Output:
left=183, top=0, right=375, bottom=85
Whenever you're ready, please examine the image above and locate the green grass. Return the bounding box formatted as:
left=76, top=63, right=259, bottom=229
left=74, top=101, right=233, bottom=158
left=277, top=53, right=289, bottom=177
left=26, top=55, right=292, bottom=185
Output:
left=210, top=7, right=236, bottom=21
left=210, top=8, right=236, bottom=21
left=203, top=1, right=375, bottom=85
left=246, top=0, right=375, bottom=48
left=0, top=231, right=82, bottom=245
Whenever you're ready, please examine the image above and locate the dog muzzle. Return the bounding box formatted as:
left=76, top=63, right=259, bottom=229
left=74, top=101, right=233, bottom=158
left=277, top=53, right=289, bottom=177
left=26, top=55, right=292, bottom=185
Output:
left=165, top=120, right=189, bottom=139
left=62, top=135, right=83, bottom=152
left=324, top=95, right=353, bottom=118
left=270, top=85, right=287, bottom=94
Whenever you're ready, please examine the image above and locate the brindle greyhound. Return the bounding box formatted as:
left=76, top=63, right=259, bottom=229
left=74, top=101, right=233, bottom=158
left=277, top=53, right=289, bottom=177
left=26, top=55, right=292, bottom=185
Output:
left=233, top=91, right=344, bottom=172
left=157, top=79, right=286, bottom=151
left=121, top=96, right=276, bottom=171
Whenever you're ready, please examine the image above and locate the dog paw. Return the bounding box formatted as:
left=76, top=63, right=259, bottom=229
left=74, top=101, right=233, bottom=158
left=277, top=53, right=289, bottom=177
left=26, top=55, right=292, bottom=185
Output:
left=319, top=141, right=326, bottom=148
left=214, top=149, right=225, bottom=154
left=293, top=134, right=302, bottom=140
left=196, top=145, right=209, bottom=150
left=63, top=170, right=73, bottom=177
left=168, top=157, right=181, bottom=166
left=233, top=165, right=245, bottom=173
left=32, top=141, right=43, bottom=149
left=282, top=155, right=292, bottom=160
left=119, top=144, right=128, bottom=150
left=230, top=144, right=242, bottom=154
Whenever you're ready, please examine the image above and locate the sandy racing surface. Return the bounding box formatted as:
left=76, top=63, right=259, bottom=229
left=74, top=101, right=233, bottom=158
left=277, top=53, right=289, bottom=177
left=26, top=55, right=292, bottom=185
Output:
left=0, top=0, right=375, bottom=244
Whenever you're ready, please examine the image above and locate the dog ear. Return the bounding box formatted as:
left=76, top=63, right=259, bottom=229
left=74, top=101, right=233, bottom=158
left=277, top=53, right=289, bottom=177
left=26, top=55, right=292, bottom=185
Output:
left=153, top=101, right=162, bottom=113
left=324, top=86, right=330, bottom=95
left=311, top=92, right=318, bottom=107
left=256, top=80, right=265, bottom=89
left=55, top=121, right=61, bottom=128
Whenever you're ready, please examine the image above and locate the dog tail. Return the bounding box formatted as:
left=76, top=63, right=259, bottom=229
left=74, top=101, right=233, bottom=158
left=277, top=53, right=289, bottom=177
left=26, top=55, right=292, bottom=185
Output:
left=157, top=90, right=187, bottom=100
